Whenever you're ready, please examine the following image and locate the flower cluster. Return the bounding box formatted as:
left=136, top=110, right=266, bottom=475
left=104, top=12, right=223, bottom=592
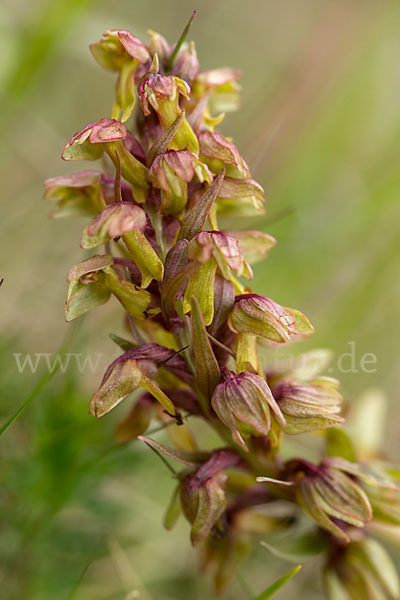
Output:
left=46, top=24, right=400, bottom=598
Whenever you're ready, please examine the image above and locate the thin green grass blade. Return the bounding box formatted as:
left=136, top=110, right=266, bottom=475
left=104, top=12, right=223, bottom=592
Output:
left=0, top=324, right=78, bottom=436
left=251, top=565, right=302, bottom=600
left=0, top=363, right=60, bottom=436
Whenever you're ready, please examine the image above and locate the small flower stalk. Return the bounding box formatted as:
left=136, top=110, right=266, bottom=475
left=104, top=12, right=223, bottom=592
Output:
left=47, top=17, right=400, bottom=598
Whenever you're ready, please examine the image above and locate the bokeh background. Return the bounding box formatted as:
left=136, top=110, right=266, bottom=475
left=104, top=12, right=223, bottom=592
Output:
left=1, top=0, right=400, bottom=598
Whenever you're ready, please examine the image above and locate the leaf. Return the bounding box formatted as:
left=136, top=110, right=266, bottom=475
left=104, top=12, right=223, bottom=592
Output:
left=109, top=333, right=136, bottom=352
left=190, top=296, right=221, bottom=401
left=122, top=229, right=164, bottom=287
left=163, top=239, right=189, bottom=282
left=323, top=569, right=348, bottom=600
left=161, top=262, right=197, bottom=320
left=177, top=170, right=225, bottom=241
left=0, top=355, right=60, bottom=436
left=208, top=274, right=235, bottom=335
left=251, top=565, right=302, bottom=600
left=146, top=111, right=185, bottom=166
left=183, top=259, right=217, bottom=326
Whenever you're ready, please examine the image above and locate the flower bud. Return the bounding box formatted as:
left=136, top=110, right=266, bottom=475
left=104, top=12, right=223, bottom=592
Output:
left=180, top=449, right=239, bottom=546
left=149, top=150, right=211, bottom=214
left=181, top=473, right=227, bottom=546
left=273, top=377, right=344, bottom=434
left=147, top=30, right=170, bottom=63
left=139, top=73, right=199, bottom=152
left=90, top=29, right=149, bottom=71
left=90, top=29, right=150, bottom=122
left=170, top=41, right=199, bottom=85
left=211, top=369, right=286, bottom=451
left=229, top=294, right=313, bottom=343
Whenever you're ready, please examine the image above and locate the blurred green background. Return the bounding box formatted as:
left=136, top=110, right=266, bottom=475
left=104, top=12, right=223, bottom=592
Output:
left=1, top=0, right=400, bottom=598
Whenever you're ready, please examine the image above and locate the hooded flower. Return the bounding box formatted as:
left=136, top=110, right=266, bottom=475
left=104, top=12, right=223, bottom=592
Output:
left=62, top=119, right=148, bottom=203
left=229, top=293, right=313, bottom=343
left=139, top=71, right=199, bottom=153
left=80, top=202, right=164, bottom=288
left=65, top=255, right=154, bottom=321
left=180, top=448, right=241, bottom=546
left=272, top=377, right=344, bottom=434
left=188, top=67, right=241, bottom=130
left=90, top=29, right=150, bottom=122
left=211, top=368, right=286, bottom=451
left=279, top=457, right=397, bottom=543
left=89, top=344, right=184, bottom=420
left=198, top=130, right=248, bottom=177
left=170, top=41, right=199, bottom=86
left=44, top=171, right=108, bottom=218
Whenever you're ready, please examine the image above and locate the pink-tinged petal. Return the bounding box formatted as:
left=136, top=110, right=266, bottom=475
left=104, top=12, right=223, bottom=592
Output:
left=44, top=170, right=101, bottom=192
left=218, top=177, right=264, bottom=199
left=229, top=294, right=313, bottom=343
left=164, top=150, right=195, bottom=182
left=89, top=119, right=127, bottom=143
left=115, top=30, right=150, bottom=63
left=199, top=131, right=242, bottom=167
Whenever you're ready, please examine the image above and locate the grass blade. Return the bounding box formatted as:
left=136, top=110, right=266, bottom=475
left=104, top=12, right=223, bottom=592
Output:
left=252, top=565, right=302, bottom=600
